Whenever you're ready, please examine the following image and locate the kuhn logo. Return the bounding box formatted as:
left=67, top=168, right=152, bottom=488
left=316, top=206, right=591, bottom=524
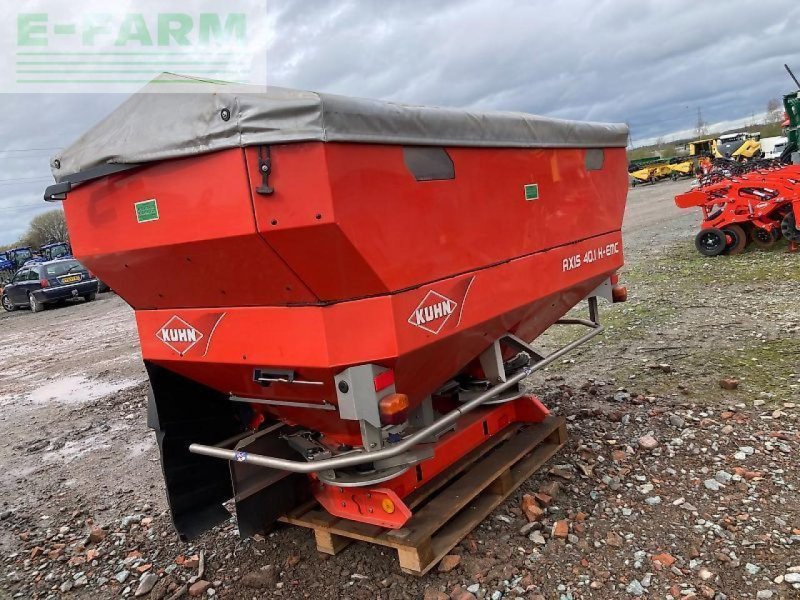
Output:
left=408, top=291, right=458, bottom=334
left=156, top=316, right=204, bottom=356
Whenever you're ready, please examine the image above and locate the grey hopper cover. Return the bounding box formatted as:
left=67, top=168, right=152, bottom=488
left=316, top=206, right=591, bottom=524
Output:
left=52, top=73, right=629, bottom=181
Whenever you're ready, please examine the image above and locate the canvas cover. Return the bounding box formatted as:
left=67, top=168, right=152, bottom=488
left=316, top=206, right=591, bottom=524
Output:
left=52, top=73, right=629, bottom=181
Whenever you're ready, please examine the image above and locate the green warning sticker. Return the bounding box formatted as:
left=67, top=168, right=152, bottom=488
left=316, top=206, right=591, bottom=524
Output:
left=524, top=183, right=539, bottom=201
left=135, top=199, right=159, bottom=223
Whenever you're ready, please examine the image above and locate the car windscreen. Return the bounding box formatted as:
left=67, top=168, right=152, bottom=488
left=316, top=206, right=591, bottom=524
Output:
left=44, top=260, right=85, bottom=277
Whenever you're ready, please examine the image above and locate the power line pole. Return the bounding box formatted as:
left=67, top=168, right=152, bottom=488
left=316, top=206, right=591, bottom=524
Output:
left=695, top=108, right=708, bottom=137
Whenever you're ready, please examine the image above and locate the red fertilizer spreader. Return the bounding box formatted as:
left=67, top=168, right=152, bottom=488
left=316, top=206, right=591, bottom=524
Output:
left=675, top=160, right=800, bottom=255
left=46, top=75, right=629, bottom=538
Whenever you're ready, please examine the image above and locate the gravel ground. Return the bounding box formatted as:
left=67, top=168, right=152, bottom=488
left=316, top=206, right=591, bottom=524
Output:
left=1, top=179, right=798, bottom=600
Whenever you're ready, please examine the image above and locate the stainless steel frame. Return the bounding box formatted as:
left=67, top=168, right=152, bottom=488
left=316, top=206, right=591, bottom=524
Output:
left=230, top=395, right=336, bottom=411
left=189, top=297, right=603, bottom=474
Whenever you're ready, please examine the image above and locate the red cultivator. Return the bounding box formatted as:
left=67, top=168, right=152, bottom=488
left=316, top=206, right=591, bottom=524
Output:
left=675, top=160, right=800, bottom=255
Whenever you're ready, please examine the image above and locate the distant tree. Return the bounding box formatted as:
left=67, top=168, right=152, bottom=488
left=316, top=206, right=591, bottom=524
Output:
left=760, top=122, right=783, bottom=138
left=21, top=210, right=68, bottom=249
left=627, top=147, right=655, bottom=161
left=766, top=98, right=783, bottom=124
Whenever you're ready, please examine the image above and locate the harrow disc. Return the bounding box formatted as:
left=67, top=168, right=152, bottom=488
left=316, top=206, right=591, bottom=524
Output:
left=695, top=228, right=727, bottom=256
left=750, top=227, right=779, bottom=249
left=723, top=224, right=747, bottom=255
left=781, top=212, right=800, bottom=243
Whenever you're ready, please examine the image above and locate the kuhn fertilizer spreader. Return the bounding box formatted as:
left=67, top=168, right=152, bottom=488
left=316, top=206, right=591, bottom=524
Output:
left=46, top=75, right=629, bottom=552
left=675, top=159, right=800, bottom=255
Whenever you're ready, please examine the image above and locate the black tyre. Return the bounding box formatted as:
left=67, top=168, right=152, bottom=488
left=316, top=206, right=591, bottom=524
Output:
left=83, top=293, right=96, bottom=302
left=751, top=227, right=779, bottom=249
left=781, top=211, right=800, bottom=243
left=695, top=228, right=727, bottom=256
left=29, top=293, right=45, bottom=313
left=1, top=294, right=16, bottom=312
left=780, top=141, right=797, bottom=164
left=723, top=224, right=747, bottom=255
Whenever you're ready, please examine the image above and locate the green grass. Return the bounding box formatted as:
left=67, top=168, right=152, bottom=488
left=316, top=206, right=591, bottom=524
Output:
left=535, top=240, right=799, bottom=403
left=626, top=241, right=800, bottom=286
left=716, top=339, right=799, bottom=403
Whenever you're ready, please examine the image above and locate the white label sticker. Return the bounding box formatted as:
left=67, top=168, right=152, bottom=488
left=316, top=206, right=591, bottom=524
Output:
left=563, top=242, right=620, bottom=272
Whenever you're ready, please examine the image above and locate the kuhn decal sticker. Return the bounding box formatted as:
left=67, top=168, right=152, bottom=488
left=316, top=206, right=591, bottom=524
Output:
left=408, top=291, right=458, bottom=334
left=156, top=312, right=226, bottom=356
left=157, top=316, right=202, bottom=355
left=201, top=313, right=227, bottom=357
left=407, top=276, right=475, bottom=335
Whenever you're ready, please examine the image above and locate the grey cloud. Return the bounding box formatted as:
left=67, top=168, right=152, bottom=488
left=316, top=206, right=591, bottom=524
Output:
left=266, top=0, right=800, bottom=139
left=0, top=93, right=124, bottom=244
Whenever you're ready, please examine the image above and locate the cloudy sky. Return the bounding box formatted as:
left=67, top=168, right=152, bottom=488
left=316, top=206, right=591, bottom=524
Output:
left=2, top=0, right=800, bottom=244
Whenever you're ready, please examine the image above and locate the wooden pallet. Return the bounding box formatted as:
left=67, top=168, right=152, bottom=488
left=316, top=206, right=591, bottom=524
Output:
left=279, top=415, right=566, bottom=575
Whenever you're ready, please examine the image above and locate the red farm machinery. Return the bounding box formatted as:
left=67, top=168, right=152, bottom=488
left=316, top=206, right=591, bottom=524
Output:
left=675, top=159, right=800, bottom=255
left=45, top=75, right=630, bottom=569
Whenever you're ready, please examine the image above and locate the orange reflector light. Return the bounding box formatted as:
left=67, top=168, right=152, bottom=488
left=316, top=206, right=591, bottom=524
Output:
left=381, top=498, right=395, bottom=514
left=373, top=369, right=395, bottom=392
left=379, top=393, right=409, bottom=425
left=612, top=285, right=628, bottom=303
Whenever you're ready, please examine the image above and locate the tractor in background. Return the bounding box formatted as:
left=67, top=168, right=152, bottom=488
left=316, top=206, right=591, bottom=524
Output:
left=39, top=242, right=72, bottom=262
left=688, top=138, right=716, bottom=158
left=714, top=132, right=762, bottom=160
left=0, top=247, right=33, bottom=285
left=688, top=133, right=762, bottom=163
left=7, top=247, right=34, bottom=270
left=0, top=251, right=13, bottom=285
left=782, top=64, right=800, bottom=163
left=0, top=251, right=12, bottom=272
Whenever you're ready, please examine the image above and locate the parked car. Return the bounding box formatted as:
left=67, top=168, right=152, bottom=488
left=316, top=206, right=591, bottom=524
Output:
left=1, top=258, right=99, bottom=313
